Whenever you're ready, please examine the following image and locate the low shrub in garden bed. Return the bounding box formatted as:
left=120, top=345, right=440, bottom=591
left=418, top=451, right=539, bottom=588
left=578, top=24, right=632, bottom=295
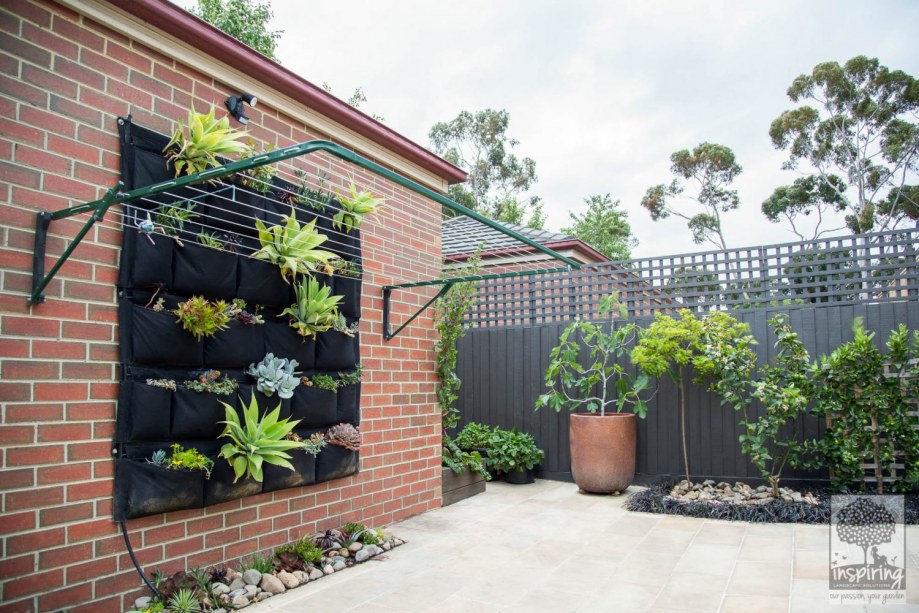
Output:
left=626, top=480, right=919, bottom=524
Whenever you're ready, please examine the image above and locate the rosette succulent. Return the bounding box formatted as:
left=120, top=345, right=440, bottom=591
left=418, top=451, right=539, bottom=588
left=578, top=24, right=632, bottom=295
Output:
left=247, top=353, right=300, bottom=399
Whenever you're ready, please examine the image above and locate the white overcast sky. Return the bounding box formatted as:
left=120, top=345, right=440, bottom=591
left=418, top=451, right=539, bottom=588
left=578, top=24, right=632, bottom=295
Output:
left=174, top=0, right=919, bottom=258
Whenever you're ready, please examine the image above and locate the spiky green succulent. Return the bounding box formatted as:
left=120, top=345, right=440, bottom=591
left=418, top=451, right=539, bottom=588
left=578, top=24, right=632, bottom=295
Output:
left=217, top=392, right=304, bottom=483
left=164, top=106, right=250, bottom=177
left=334, top=181, right=382, bottom=233
left=282, top=277, right=344, bottom=339
left=252, top=210, right=336, bottom=283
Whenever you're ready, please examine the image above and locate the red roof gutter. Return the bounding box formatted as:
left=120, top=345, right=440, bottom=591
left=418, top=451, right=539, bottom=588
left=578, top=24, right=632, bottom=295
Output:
left=105, top=0, right=467, bottom=186
left=447, top=239, right=611, bottom=265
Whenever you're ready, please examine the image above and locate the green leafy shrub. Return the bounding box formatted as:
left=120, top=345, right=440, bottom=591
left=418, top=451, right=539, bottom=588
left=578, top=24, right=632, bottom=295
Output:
left=487, top=428, right=544, bottom=473
left=442, top=437, right=489, bottom=479
left=218, top=392, right=304, bottom=482
left=454, top=422, right=495, bottom=451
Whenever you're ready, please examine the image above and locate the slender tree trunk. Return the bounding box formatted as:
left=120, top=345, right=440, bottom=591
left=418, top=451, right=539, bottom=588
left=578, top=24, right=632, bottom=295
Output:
left=679, top=366, right=689, bottom=483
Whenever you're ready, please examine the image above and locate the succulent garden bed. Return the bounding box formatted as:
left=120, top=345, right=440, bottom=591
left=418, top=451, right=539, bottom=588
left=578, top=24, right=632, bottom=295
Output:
left=128, top=524, right=404, bottom=613
left=627, top=479, right=919, bottom=524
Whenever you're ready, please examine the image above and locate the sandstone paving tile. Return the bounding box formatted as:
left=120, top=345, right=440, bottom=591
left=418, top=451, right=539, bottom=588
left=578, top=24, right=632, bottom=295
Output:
left=576, top=580, right=662, bottom=612
left=720, top=594, right=789, bottom=612
left=692, top=522, right=746, bottom=546
left=614, top=551, right=682, bottom=585
left=794, top=524, right=831, bottom=550
left=638, top=528, right=698, bottom=555
left=793, top=547, right=830, bottom=580
left=738, top=535, right=794, bottom=563
left=650, top=571, right=729, bottom=612
left=675, top=543, right=740, bottom=576
left=728, top=560, right=792, bottom=597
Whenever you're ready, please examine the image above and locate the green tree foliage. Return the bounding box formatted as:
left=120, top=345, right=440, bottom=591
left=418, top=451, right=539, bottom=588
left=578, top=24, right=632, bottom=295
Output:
left=192, top=0, right=283, bottom=61
left=561, top=194, right=637, bottom=261
left=768, top=55, right=919, bottom=235
left=631, top=310, right=751, bottom=483
left=761, top=175, right=848, bottom=240
left=429, top=109, right=542, bottom=228
left=640, top=142, right=742, bottom=250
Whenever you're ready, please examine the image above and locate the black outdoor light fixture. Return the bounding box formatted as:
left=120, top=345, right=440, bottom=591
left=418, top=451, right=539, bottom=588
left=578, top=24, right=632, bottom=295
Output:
left=225, top=92, right=257, bottom=125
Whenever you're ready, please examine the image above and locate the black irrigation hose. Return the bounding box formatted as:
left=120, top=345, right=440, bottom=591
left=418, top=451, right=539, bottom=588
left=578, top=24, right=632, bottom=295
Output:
left=121, top=520, right=160, bottom=598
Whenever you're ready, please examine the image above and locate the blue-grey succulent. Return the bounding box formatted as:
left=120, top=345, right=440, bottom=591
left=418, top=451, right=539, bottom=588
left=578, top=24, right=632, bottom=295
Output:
left=247, top=353, right=300, bottom=399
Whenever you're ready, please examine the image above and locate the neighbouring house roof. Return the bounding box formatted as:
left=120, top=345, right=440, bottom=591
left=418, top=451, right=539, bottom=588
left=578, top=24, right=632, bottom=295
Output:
left=442, top=216, right=609, bottom=264
left=104, top=0, right=467, bottom=187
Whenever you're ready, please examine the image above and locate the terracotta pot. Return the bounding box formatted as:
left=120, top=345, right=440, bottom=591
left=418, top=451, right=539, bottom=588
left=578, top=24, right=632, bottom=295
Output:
left=569, top=413, right=636, bottom=494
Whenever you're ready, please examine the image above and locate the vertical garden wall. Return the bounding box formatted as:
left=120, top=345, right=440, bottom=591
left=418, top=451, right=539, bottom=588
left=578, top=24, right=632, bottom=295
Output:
left=0, top=1, right=459, bottom=610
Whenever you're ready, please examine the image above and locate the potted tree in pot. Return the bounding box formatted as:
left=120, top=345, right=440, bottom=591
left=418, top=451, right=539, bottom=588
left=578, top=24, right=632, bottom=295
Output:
left=536, top=295, right=650, bottom=494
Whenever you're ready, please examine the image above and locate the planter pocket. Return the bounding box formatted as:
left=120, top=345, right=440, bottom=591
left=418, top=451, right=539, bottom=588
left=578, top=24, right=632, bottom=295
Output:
left=114, top=458, right=205, bottom=520
left=336, top=381, right=361, bottom=426
left=334, top=275, right=362, bottom=320
left=262, top=445, right=317, bottom=493
left=290, top=384, right=337, bottom=429
left=264, top=321, right=316, bottom=369
left=204, top=453, right=263, bottom=506
left=120, top=227, right=174, bottom=290
left=315, top=328, right=358, bottom=371
left=171, top=387, right=229, bottom=440
left=173, top=242, right=238, bottom=300
left=203, top=181, right=263, bottom=237
left=129, top=303, right=203, bottom=367
left=123, top=380, right=171, bottom=442
left=235, top=384, right=291, bottom=421
left=237, top=257, right=291, bottom=308
left=204, top=320, right=265, bottom=368
left=317, top=200, right=361, bottom=262
left=316, top=444, right=358, bottom=483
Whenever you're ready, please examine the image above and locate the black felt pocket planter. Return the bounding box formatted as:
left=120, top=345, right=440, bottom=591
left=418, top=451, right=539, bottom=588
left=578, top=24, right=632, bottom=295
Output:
left=120, top=227, right=174, bottom=290
left=264, top=321, right=316, bottom=370
left=237, top=257, right=292, bottom=308
left=203, top=320, right=265, bottom=368
left=316, top=444, right=359, bottom=482
left=204, top=453, right=263, bottom=506
left=130, top=303, right=204, bottom=367
left=203, top=180, right=264, bottom=238
left=262, top=446, right=317, bottom=493
left=334, top=275, right=362, bottom=320
left=290, top=384, right=337, bottom=429
left=123, top=380, right=172, bottom=441
left=114, top=458, right=205, bottom=520
left=172, top=241, right=238, bottom=300
left=315, top=328, right=358, bottom=371
left=318, top=199, right=361, bottom=262
left=171, top=387, right=231, bottom=440
left=336, top=381, right=361, bottom=426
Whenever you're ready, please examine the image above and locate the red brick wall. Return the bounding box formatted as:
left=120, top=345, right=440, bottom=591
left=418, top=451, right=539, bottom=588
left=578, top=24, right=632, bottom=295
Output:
left=0, top=2, right=444, bottom=611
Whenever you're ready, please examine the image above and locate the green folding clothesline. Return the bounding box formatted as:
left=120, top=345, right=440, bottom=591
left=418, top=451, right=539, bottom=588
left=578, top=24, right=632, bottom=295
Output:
left=30, top=136, right=581, bottom=338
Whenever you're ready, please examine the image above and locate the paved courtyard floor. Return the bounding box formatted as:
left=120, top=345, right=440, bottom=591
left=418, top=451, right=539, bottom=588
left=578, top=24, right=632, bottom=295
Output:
left=253, top=480, right=919, bottom=612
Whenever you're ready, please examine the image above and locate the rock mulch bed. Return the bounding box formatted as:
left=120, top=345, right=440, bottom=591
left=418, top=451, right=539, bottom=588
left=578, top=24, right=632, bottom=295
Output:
left=627, top=480, right=919, bottom=524
left=130, top=536, right=404, bottom=612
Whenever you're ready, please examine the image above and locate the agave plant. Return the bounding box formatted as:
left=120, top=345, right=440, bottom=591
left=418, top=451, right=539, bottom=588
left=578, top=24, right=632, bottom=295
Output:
left=164, top=106, right=251, bottom=177
left=334, top=180, right=383, bottom=233
left=252, top=209, right=337, bottom=282
left=282, top=277, right=344, bottom=339
left=247, top=353, right=300, bottom=399
left=217, top=392, right=305, bottom=483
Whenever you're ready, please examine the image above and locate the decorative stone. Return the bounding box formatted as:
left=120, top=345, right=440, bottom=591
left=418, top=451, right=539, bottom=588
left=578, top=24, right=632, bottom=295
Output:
left=702, top=479, right=715, bottom=486
left=382, top=542, right=391, bottom=551
left=322, top=565, right=334, bottom=575
left=349, top=542, right=364, bottom=553
left=260, top=573, right=286, bottom=594
left=333, top=560, right=346, bottom=571
left=243, top=569, right=263, bottom=586
left=339, top=548, right=350, bottom=558
left=278, top=570, right=299, bottom=589
left=231, top=594, right=250, bottom=608
left=228, top=589, right=247, bottom=598
left=355, top=549, right=370, bottom=563
left=331, top=555, right=346, bottom=565
left=244, top=585, right=259, bottom=597
left=309, top=568, right=324, bottom=581
left=211, top=583, right=230, bottom=596
left=213, top=609, right=228, bottom=613
left=228, top=577, right=246, bottom=591
left=292, top=570, right=309, bottom=584
left=367, top=545, right=383, bottom=556
left=133, top=597, right=151, bottom=610
left=256, top=592, right=273, bottom=602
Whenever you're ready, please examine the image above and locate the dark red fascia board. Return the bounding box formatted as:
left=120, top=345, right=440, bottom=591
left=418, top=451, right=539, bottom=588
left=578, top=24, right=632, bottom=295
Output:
left=446, top=239, right=611, bottom=266
left=104, top=0, right=467, bottom=186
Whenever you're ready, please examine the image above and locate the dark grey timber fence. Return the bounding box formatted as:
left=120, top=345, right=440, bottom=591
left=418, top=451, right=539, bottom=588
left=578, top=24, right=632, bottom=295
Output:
left=454, top=229, right=919, bottom=485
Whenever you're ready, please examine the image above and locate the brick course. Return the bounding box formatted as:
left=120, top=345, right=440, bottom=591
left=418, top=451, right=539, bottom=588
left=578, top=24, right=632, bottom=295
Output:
left=0, top=1, right=445, bottom=610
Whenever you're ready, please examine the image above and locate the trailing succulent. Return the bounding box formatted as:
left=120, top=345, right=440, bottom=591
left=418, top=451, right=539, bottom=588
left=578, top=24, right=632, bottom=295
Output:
left=184, top=369, right=238, bottom=395
left=282, top=277, right=344, bottom=338
left=247, top=353, right=301, bottom=399
left=285, top=431, right=327, bottom=456
left=217, top=392, right=305, bottom=482
left=252, top=211, right=336, bottom=283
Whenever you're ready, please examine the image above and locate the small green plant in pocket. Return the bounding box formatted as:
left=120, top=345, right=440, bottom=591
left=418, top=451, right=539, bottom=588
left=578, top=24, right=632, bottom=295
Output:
left=334, top=180, right=383, bottom=233
left=487, top=428, right=544, bottom=474
left=146, top=378, right=177, bottom=391
left=164, top=105, right=251, bottom=177
left=218, top=392, right=305, bottom=483
left=282, top=277, right=343, bottom=338
left=286, top=431, right=327, bottom=456
left=148, top=444, right=214, bottom=479
left=184, top=370, right=238, bottom=395
left=253, top=211, right=336, bottom=282
left=327, top=422, right=361, bottom=451
left=173, top=296, right=237, bottom=341
left=330, top=258, right=362, bottom=278
left=196, top=231, right=224, bottom=249
left=238, top=140, right=277, bottom=194
left=247, top=353, right=301, bottom=399
left=308, top=373, right=339, bottom=392
left=153, top=201, right=198, bottom=238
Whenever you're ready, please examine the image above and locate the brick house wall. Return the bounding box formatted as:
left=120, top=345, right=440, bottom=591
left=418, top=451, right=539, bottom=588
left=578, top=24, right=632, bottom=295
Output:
left=0, top=1, right=460, bottom=611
